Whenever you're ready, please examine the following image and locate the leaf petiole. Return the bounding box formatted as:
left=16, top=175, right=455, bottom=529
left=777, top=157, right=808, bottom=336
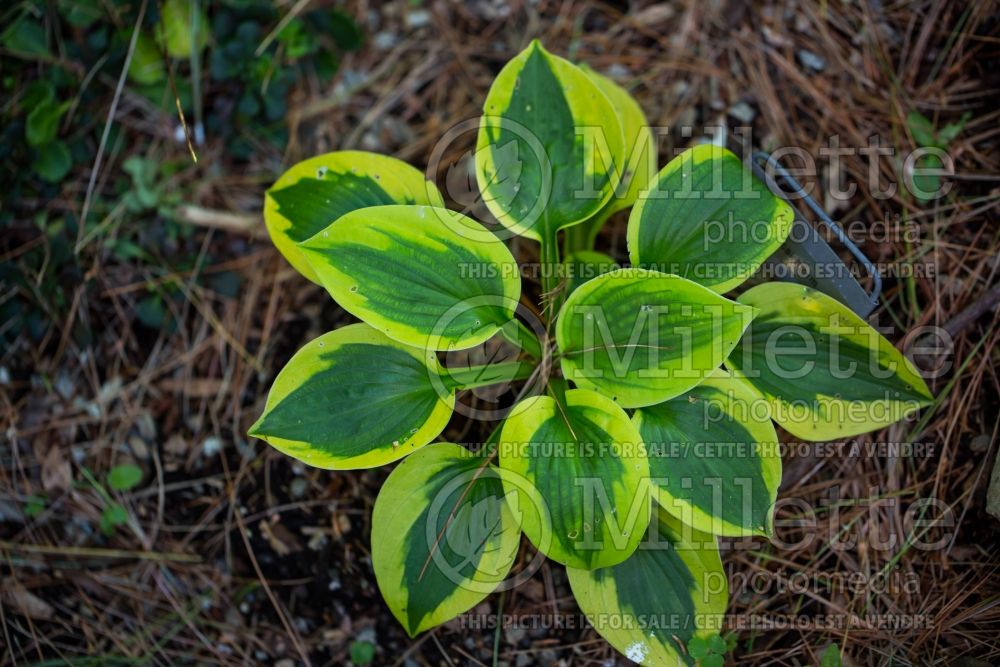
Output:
left=444, top=361, right=536, bottom=391
left=539, top=223, right=564, bottom=315
left=499, top=317, right=543, bottom=359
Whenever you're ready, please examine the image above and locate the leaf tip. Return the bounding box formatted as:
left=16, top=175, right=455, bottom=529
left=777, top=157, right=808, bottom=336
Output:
left=913, top=378, right=935, bottom=404
left=404, top=619, right=423, bottom=639
left=247, top=416, right=266, bottom=439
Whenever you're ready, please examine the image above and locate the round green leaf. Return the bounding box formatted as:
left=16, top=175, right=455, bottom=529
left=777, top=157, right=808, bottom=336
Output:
left=4, top=18, right=49, bottom=58
left=556, top=268, right=756, bottom=408
left=128, top=32, right=165, bottom=85
left=298, top=204, right=521, bottom=351
left=264, top=151, right=445, bottom=283
left=100, top=504, right=129, bottom=535
left=726, top=283, right=933, bottom=440
left=33, top=141, right=72, bottom=183
left=160, top=0, right=208, bottom=58
left=349, top=641, right=375, bottom=665
left=567, top=509, right=727, bottom=666
left=499, top=388, right=650, bottom=569
left=687, top=636, right=710, bottom=660
left=248, top=323, right=454, bottom=469
left=627, top=144, right=794, bottom=293
left=476, top=40, right=625, bottom=241
left=633, top=370, right=781, bottom=537
left=107, top=464, right=143, bottom=491
left=26, top=98, right=69, bottom=148
left=570, top=67, right=656, bottom=247
left=701, top=654, right=725, bottom=667
left=372, top=443, right=521, bottom=637
left=820, top=645, right=843, bottom=667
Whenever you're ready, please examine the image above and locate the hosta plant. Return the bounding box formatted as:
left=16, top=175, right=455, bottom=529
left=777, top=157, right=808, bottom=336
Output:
left=249, top=41, right=933, bottom=665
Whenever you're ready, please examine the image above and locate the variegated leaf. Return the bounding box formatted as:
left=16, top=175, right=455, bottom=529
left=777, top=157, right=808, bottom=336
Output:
left=556, top=268, right=755, bottom=408
left=568, top=509, right=728, bottom=666
left=372, top=443, right=521, bottom=636
left=726, top=283, right=933, bottom=440
left=265, top=151, right=443, bottom=283
left=633, top=370, right=781, bottom=536
left=499, top=388, right=650, bottom=569
left=248, top=324, right=454, bottom=469
left=476, top=41, right=625, bottom=241
left=299, top=205, right=521, bottom=351
left=628, top=145, right=794, bottom=293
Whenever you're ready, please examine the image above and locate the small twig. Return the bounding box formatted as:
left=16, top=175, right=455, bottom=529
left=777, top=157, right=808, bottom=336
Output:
left=0, top=540, right=200, bottom=563
left=255, top=0, right=312, bottom=57
left=944, top=281, right=1000, bottom=338
left=75, top=0, right=147, bottom=255
left=391, top=631, right=435, bottom=667
left=233, top=503, right=313, bottom=666
left=429, top=630, right=457, bottom=667
left=174, top=204, right=267, bottom=238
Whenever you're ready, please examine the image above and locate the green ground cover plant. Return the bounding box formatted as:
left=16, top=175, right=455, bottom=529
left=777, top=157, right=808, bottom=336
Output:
left=0, top=0, right=363, bottom=348
left=249, top=41, right=932, bottom=665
